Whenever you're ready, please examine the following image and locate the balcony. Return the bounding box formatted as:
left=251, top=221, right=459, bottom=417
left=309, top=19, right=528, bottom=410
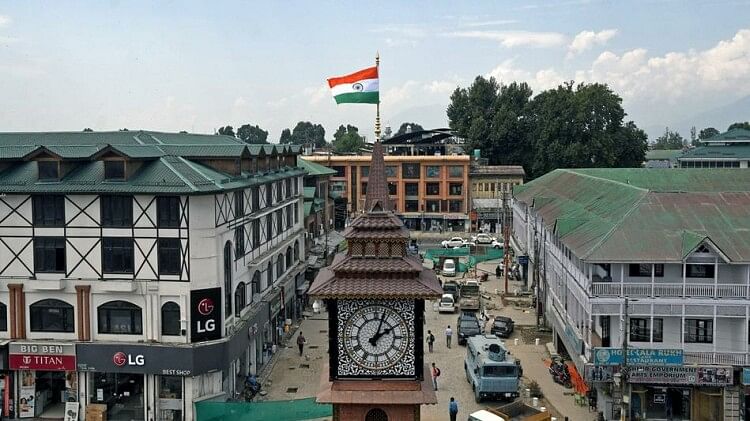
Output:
left=684, top=351, right=750, bottom=366
left=591, top=282, right=749, bottom=299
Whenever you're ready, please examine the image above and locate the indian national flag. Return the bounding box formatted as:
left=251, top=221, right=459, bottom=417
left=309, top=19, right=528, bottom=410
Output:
left=327, top=66, right=379, bottom=104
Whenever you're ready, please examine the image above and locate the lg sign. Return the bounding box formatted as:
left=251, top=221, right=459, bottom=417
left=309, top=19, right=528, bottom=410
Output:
left=198, top=298, right=214, bottom=316
left=113, top=351, right=145, bottom=367
left=190, top=288, right=222, bottom=342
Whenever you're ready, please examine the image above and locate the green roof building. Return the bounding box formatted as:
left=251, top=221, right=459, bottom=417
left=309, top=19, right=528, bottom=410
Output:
left=678, top=128, right=750, bottom=168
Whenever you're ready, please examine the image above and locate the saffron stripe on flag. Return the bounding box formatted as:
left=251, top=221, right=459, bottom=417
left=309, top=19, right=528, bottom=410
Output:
left=327, top=66, right=379, bottom=88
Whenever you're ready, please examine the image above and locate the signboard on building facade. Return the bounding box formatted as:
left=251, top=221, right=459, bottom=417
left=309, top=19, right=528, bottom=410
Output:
left=584, top=364, right=733, bottom=386
left=76, top=343, right=193, bottom=376
left=190, top=287, right=222, bottom=343
left=593, top=347, right=683, bottom=366
left=9, top=343, right=76, bottom=371
left=742, top=367, right=750, bottom=385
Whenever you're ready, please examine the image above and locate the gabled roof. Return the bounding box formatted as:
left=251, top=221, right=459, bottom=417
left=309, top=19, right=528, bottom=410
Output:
left=645, top=149, right=683, bottom=161
left=679, top=144, right=750, bottom=160
left=514, top=168, right=750, bottom=262
left=297, top=156, right=336, bottom=176
left=702, top=128, right=750, bottom=143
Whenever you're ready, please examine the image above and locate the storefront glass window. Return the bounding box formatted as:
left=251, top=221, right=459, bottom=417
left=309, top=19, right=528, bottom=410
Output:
left=90, top=372, right=145, bottom=421
left=159, top=376, right=183, bottom=421
left=98, top=301, right=143, bottom=334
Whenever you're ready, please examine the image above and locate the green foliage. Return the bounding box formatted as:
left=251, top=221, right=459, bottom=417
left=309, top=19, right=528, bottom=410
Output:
left=527, top=380, right=543, bottom=398
left=83, top=128, right=93, bottom=132
left=728, top=121, right=750, bottom=131
left=448, top=77, right=647, bottom=179
left=237, top=124, right=268, bottom=144
left=395, top=122, right=424, bottom=136
left=690, top=126, right=698, bottom=146
left=332, top=124, right=366, bottom=154
left=653, top=128, right=685, bottom=150
left=217, top=126, right=235, bottom=137
left=699, top=127, right=720, bottom=140
left=280, top=121, right=326, bottom=147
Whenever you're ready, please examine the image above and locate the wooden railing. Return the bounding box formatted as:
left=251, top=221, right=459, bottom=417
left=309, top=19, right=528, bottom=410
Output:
left=591, top=282, right=749, bottom=299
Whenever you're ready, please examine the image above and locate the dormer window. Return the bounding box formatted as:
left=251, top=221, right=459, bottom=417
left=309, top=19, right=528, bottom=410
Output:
left=104, top=160, right=126, bottom=181
left=38, top=160, right=60, bottom=181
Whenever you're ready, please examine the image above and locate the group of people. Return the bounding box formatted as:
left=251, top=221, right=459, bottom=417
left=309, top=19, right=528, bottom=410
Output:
left=426, top=325, right=454, bottom=353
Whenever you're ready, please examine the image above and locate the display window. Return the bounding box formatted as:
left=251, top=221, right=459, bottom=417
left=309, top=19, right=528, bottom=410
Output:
left=89, top=372, right=144, bottom=421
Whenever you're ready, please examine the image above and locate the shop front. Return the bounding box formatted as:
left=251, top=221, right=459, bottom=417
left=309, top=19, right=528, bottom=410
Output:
left=77, top=343, right=194, bottom=421
left=9, top=342, right=77, bottom=419
left=0, top=343, right=9, bottom=418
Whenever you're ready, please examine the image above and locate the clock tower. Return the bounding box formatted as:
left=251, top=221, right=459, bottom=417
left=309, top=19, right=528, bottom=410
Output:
left=309, top=140, right=442, bottom=421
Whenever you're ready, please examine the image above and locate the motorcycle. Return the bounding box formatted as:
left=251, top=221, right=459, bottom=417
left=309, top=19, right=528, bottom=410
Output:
left=549, top=361, right=572, bottom=388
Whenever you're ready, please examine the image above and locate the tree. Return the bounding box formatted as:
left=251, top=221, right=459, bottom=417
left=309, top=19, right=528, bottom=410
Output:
left=699, top=127, right=720, bottom=140
left=279, top=121, right=326, bottom=147
left=332, top=125, right=366, bottom=154
left=728, top=121, right=750, bottom=131
left=690, top=126, right=698, bottom=146
left=83, top=128, right=93, bottom=132
left=236, top=124, right=268, bottom=144
left=653, top=128, right=685, bottom=150
left=218, top=126, right=236, bottom=137
left=395, top=122, right=424, bottom=136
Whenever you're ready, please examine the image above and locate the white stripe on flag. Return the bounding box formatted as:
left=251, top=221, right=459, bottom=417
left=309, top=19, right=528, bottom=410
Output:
left=330, top=78, right=379, bottom=97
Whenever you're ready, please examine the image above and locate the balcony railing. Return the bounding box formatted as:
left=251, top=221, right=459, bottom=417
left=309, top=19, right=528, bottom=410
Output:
left=684, top=351, right=750, bottom=366
left=591, top=282, right=749, bottom=299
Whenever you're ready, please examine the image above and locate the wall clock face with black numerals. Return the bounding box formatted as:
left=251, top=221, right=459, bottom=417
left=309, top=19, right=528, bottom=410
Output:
left=337, top=299, right=416, bottom=377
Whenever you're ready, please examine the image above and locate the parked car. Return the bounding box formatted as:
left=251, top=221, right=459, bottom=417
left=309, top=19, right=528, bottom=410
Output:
left=471, top=233, right=497, bottom=244
left=443, top=259, right=457, bottom=277
left=490, top=316, right=515, bottom=338
left=453, top=241, right=476, bottom=249
left=490, top=240, right=504, bottom=249
left=438, top=294, right=457, bottom=313
left=442, top=281, right=459, bottom=300
left=457, top=314, right=482, bottom=345
left=441, top=237, right=466, bottom=248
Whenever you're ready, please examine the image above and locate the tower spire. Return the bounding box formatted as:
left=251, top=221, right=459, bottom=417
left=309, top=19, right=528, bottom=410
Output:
left=364, top=140, right=390, bottom=212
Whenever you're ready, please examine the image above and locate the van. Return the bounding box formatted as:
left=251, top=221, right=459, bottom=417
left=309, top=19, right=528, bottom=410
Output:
left=443, top=259, right=456, bottom=277
left=468, top=410, right=506, bottom=421
left=438, top=294, right=456, bottom=313
left=464, top=335, right=521, bottom=403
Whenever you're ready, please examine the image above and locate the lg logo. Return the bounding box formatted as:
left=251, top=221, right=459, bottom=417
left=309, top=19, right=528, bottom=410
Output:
left=113, top=351, right=145, bottom=367
left=197, top=298, right=214, bottom=316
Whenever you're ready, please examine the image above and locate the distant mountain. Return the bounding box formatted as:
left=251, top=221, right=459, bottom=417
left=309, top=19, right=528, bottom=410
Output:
left=647, top=95, right=750, bottom=140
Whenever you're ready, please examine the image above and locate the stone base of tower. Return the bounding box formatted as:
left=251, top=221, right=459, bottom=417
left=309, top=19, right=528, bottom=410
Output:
left=316, top=364, right=437, bottom=421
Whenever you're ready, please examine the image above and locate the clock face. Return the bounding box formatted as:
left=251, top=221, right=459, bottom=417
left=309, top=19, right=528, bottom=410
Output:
left=336, top=299, right=416, bottom=377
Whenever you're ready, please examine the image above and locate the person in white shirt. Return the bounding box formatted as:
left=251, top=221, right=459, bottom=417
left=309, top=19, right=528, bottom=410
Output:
left=445, top=325, right=453, bottom=348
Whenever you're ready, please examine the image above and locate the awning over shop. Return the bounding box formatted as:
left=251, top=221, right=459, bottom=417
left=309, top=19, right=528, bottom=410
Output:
left=296, top=281, right=310, bottom=295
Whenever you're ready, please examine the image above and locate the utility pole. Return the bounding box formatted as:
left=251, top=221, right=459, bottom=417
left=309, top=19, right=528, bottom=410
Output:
left=621, top=297, right=629, bottom=421
left=502, top=191, right=510, bottom=294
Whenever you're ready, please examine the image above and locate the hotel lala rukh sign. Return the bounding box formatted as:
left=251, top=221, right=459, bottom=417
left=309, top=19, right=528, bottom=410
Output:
left=9, top=343, right=76, bottom=371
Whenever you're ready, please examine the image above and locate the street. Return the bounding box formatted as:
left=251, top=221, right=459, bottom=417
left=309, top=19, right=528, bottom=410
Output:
left=260, top=259, right=597, bottom=421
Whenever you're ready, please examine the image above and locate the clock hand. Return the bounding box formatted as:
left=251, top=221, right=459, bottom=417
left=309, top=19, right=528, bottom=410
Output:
left=371, top=327, right=394, bottom=345
left=369, top=313, right=387, bottom=346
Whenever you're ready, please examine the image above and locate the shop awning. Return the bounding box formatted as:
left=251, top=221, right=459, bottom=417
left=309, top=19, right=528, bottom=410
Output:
left=296, top=281, right=310, bottom=295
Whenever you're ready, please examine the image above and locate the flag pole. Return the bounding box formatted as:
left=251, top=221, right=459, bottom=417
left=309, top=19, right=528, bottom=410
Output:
left=375, top=52, right=381, bottom=142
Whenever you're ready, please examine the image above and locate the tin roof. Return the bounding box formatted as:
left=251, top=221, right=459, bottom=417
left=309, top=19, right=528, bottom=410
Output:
left=514, top=168, right=750, bottom=262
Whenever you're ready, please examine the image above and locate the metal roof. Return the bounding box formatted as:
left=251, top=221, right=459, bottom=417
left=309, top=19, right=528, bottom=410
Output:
left=469, top=165, right=526, bottom=177
left=296, top=156, right=336, bottom=176
left=702, top=128, right=750, bottom=143
left=678, top=145, right=750, bottom=160
left=645, top=149, right=683, bottom=161
left=514, top=168, right=750, bottom=263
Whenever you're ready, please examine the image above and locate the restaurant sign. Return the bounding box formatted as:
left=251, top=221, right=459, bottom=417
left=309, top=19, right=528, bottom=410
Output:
left=593, top=348, right=683, bottom=366
left=9, top=342, right=76, bottom=371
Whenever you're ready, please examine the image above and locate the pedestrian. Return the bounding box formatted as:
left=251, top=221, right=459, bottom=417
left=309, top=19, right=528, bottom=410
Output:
left=431, top=362, right=440, bottom=391
left=427, top=330, right=435, bottom=353
left=449, top=397, right=458, bottom=421
left=296, top=332, right=306, bottom=356
left=445, top=325, right=453, bottom=348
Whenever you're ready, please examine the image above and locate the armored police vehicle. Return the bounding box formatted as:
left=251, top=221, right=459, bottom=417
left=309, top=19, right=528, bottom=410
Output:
left=464, top=335, right=521, bottom=403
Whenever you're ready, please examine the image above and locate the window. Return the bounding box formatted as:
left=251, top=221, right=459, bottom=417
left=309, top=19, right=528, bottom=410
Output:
left=158, top=238, right=181, bottom=275
left=252, top=219, right=260, bottom=248
left=483, top=365, right=518, bottom=377
left=385, top=166, right=397, bottom=177
left=276, top=183, right=283, bottom=203
left=235, top=282, right=246, bottom=317
left=252, top=271, right=261, bottom=295
left=449, top=200, right=463, bottom=212
left=34, top=237, right=66, bottom=273
left=652, top=318, right=663, bottom=342
left=286, top=205, right=293, bottom=228
left=276, top=209, right=283, bottom=233
left=235, top=227, right=245, bottom=257
left=234, top=191, right=244, bottom=218
left=405, top=200, right=419, bottom=212
left=685, top=319, right=713, bottom=343
left=100, top=196, right=133, bottom=227
left=102, top=238, right=134, bottom=274
left=30, top=299, right=74, bottom=332
left=276, top=255, right=284, bottom=278
left=687, top=264, right=714, bottom=278
left=293, top=203, right=299, bottom=225
left=449, top=183, right=463, bottom=196
left=388, top=182, right=397, bottom=195
left=252, top=186, right=260, bottom=211
left=0, top=303, right=5, bottom=331
left=332, top=166, right=346, bottom=177
left=286, top=247, right=293, bottom=270
left=402, top=163, right=420, bottom=179
left=266, top=214, right=273, bottom=240
left=294, top=241, right=300, bottom=261
left=361, top=166, right=370, bottom=177
left=426, top=182, right=440, bottom=196
left=157, top=196, right=180, bottom=228
left=224, top=242, right=232, bottom=318
left=361, top=182, right=368, bottom=195
left=33, top=195, right=65, bottom=227
left=449, top=166, right=463, bottom=178
left=405, top=183, right=418, bottom=196
left=629, top=318, right=650, bottom=342
left=98, top=301, right=143, bottom=334
left=104, top=160, right=125, bottom=180
left=267, top=261, right=274, bottom=286
left=426, top=200, right=440, bottom=212
left=600, top=316, right=610, bottom=347
left=38, top=161, right=60, bottom=181
left=161, top=302, right=181, bottom=336
left=426, top=166, right=441, bottom=178
left=266, top=183, right=273, bottom=206
left=628, top=264, right=664, bottom=277
left=285, top=178, right=292, bottom=199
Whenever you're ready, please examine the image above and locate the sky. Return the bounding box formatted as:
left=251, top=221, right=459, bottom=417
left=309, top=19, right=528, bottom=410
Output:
left=1, top=0, right=750, bottom=141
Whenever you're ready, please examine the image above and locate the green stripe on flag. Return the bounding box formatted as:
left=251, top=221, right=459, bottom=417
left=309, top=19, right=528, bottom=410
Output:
left=333, top=91, right=380, bottom=104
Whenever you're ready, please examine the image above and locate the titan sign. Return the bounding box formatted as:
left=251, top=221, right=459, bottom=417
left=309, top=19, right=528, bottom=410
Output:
left=9, top=342, right=76, bottom=371
left=190, top=287, right=222, bottom=342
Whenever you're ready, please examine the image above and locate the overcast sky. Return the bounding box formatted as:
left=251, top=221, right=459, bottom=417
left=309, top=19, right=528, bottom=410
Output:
left=1, top=1, right=749, bottom=141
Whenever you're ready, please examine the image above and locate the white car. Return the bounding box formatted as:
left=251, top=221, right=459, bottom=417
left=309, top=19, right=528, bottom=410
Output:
left=471, top=233, right=497, bottom=244
left=441, top=237, right=466, bottom=248
left=490, top=240, right=504, bottom=249
left=469, top=410, right=506, bottom=421
left=438, top=294, right=457, bottom=313
left=453, top=241, right=476, bottom=249
left=442, top=259, right=456, bottom=277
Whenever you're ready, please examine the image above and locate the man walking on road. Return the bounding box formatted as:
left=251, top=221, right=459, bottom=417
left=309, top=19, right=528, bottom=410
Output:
left=445, top=325, right=453, bottom=348
left=427, top=330, right=435, bottom=353
left=296, top=332, right=306, bottom=356
left=431, top=362, right=440, bottom=391
left=449, top=397, right=458, bottom=421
